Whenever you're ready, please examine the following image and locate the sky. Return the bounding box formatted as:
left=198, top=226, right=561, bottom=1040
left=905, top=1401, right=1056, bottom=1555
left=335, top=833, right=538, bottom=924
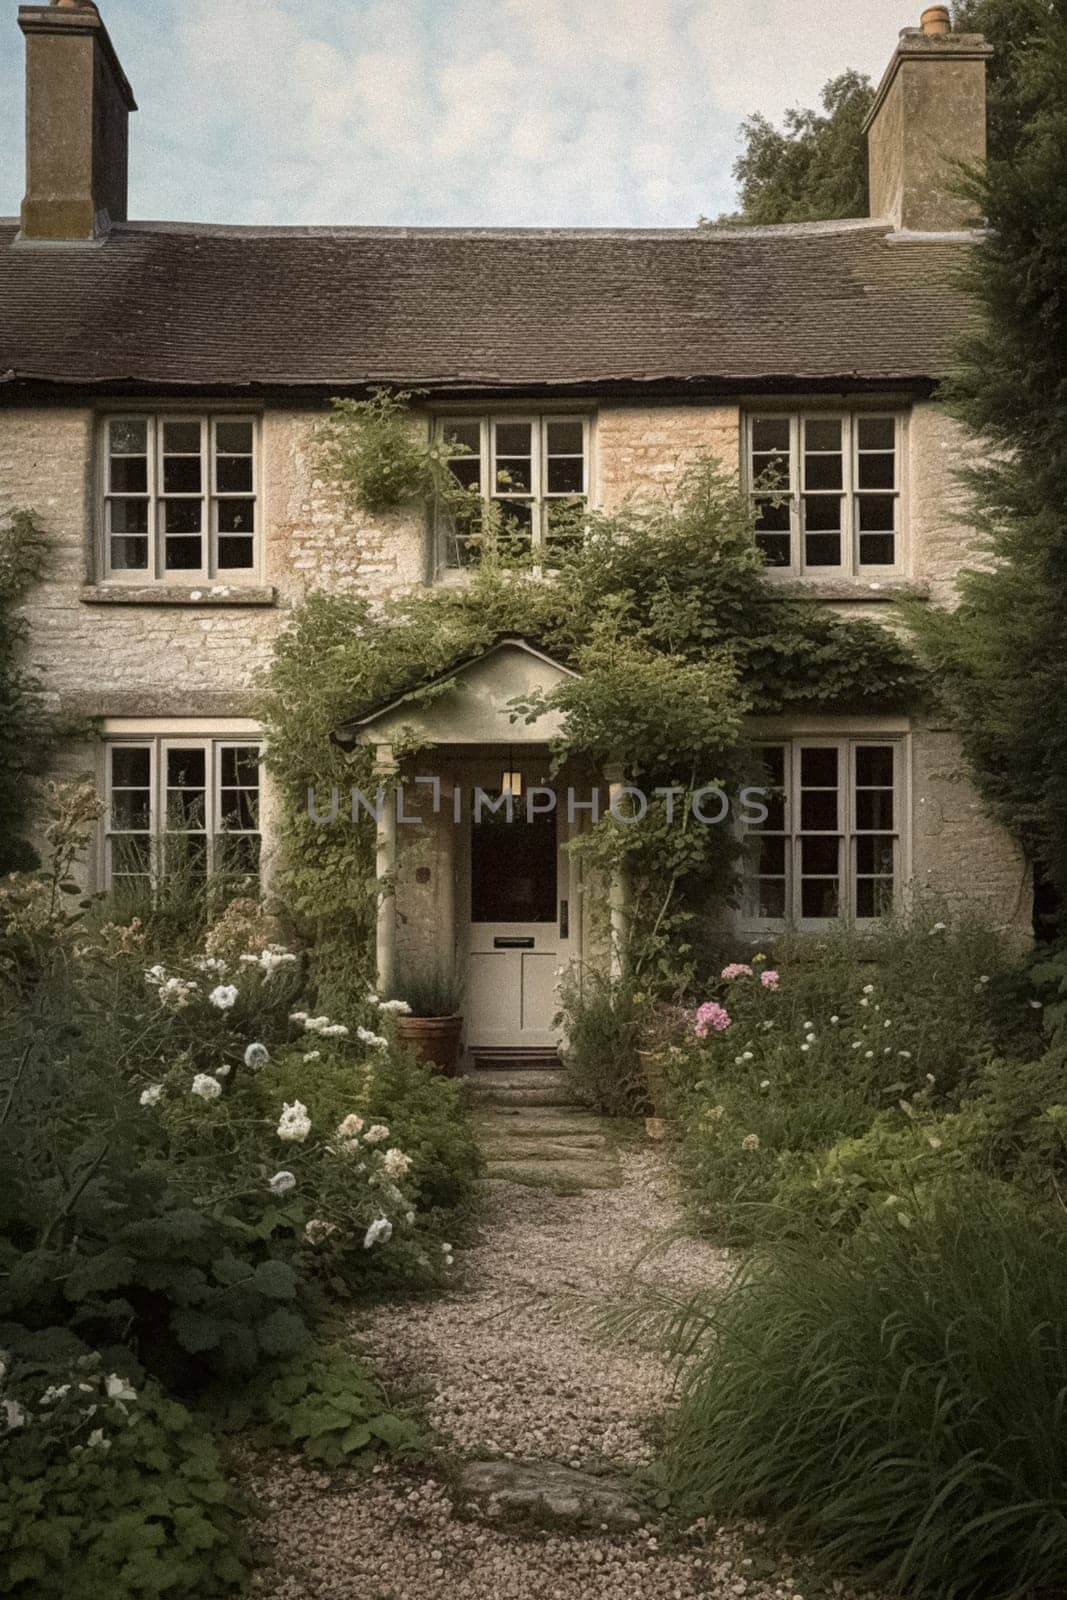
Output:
left=0, top=0, right=922, bottom=228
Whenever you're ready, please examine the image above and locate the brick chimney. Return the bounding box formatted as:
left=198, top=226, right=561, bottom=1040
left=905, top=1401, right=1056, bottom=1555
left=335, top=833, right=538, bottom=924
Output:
left=864, top=6, right=993, bottom=233
left=18, top=1, right=137, bottom=243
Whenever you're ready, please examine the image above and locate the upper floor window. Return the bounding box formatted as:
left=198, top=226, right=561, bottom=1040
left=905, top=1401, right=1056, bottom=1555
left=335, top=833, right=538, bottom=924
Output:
left=438, top=415, right=588, bottom=568
left=105, top=737, right=262, bottom=893
left=742, top=738, right=901, bottom=926
left=746, top=413, right=902, bottom=577
left=102, top=415, right=259, bottom=582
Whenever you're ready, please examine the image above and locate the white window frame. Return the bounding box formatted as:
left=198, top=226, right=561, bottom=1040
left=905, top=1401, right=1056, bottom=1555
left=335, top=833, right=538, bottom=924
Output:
left=740, top=736, right=903, bottom=930
left=743, top=411, right=905, bottom=578
left=103, top=736, right=263, bottom=889
left=99, top=413, right=261, bottom=583
left=437, top=414, right=590, bottom=569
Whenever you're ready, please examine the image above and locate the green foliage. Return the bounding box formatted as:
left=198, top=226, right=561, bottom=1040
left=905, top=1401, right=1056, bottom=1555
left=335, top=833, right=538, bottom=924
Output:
left=390, top=962, right=465, bottom=1018
left=0, top=509, right=56, bottom=873
left=0, top=1348, right=248, bottom=1598
left=910, top=6, right=1067, bottom=903
left=664, top=1186, right=1067, bottom=1599
left=243, top=1347, right=423, bottom=1467
left=557, top=965, right=647, bottom=1117
left=717, top=70, right=873, bottom=227
left=261, top=453, right=925, bottom=993
left=317, top=388, right=448, bottom=515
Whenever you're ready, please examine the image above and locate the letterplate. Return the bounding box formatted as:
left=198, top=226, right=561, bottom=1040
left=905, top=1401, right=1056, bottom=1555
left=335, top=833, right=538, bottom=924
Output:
left=493, top=936, right=535, bottom=949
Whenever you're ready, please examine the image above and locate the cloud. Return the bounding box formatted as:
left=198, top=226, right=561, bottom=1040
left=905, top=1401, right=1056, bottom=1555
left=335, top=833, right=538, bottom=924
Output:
left=0, top=0, right=923, bottom=227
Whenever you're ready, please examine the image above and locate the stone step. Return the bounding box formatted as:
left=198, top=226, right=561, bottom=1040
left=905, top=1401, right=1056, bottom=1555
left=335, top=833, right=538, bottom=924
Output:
left=486, top=1157, right=619, bottom=1190
left=482, top=1137, right=609, bottom=1162
left=458, top=1459, right=648, bottom=1530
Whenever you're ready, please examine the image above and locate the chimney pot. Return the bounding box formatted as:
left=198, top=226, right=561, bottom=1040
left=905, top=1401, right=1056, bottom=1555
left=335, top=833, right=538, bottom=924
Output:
left=920, top=5, right=952, bottom=34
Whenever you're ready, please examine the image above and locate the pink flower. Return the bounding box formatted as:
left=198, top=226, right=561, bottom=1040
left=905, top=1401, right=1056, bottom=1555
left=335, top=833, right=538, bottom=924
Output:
left=721, top=963, right=753, bottom=980
left=760, top=969, right=780, bottom=990
left=694, top=1001, right=732, bottom=1037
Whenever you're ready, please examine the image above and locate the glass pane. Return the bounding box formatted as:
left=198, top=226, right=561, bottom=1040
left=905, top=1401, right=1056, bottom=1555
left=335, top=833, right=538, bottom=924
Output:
left=220, top=788, right=259, bottom=829
left=221, top=746, right=260, bottom=787
left=756, top=534, right=792, bottom=567
left=805, top=453, right=843, bottom=491
left=547, top=456, right=583, bottom=494
left=110, top=536, right=148, bottom=570
left=162, top=499, right=202, bottom=533
left=857, top=746, right=894, bottom=787
left=163, top=834, right=208, bottom=876
left=757, top=879, right=787, bottom=919
left=495, top=421, right=531, bottom=456
left=216, top=833, right=261, bottom=877
left=860, top=533, right=896, bottom=566
left=111, top=747, right=150, bottom=787
left=110, top=456, right=147, bottom=493
left=753, top=836, right=786, bottom=875
left=495, top=458, right=532, bottom=494
left=755, top=499, right=790, bottom=531
left=217, top=498, right=254, bottom=532
left=857, top=835, right=895, bottom=874
left=857, top=453, right=895, bottom=490
left=109, top=419, right=147, bottom=455
left=857, top=790, right=895, bottom=830
left=448, top=457, right=481, bottom=491
left=804, top=418, right=841, bottom=453
left=545, top=421, right=583, bottom=455
left=444, top=422, right=481, bottom=454
left=111, top=788, right=150, bottom=831
left=215, top=420, right=253, bottom=454
left=802, top=875, right=839, bottom=918
left=803, top=496, right=842, bottom=531
left=858, top=494, right=895, bottom=530
left=856, top=876, right=894, bottom=918
left=163, top=420, right=200, bottom=454
left=109, top=498, right=149, bottom=534
left=801, top=790, right=838, bottom=830
left=801, top=747, right=838, bottom=786
left=163, top=455, right=202, bottom=494
left=218, top=536, right=254, bottom=569
left=857, top=417, right=895, bottom=451
left=216, top=456, right=253, bottom=493
left=167, top=747, right=206, bottom=788
left=165, top=537, right=202, bottom=570
left=110, top=835, right=152, bottom=877
left=805, top=533, right=841, bottom=567
left=470, top=799, right=557, bottom=922
left=752, top=418, right=789, bottom=452
left=802, top=836, right=840, bottom=875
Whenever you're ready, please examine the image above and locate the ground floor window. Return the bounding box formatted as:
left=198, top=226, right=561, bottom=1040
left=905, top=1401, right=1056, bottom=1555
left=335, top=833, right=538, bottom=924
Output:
left=743, top=738, right=900, bottom=925
left=105, top=737, right=262, bottom=892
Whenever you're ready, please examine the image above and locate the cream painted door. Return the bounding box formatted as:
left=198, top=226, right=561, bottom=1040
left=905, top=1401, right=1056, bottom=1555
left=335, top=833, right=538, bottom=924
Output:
left=466, top=792, right=570, bottom=1051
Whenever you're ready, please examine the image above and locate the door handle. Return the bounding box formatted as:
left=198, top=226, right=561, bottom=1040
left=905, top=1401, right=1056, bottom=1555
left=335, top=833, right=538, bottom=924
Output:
left=559, top=899, right=569, bottom=938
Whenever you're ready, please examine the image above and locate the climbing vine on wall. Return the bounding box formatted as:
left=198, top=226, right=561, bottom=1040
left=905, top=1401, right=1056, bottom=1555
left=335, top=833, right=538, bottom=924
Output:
left=0, top=509, right=55, bottom=872
left=262, top=396, right=928, bottom=994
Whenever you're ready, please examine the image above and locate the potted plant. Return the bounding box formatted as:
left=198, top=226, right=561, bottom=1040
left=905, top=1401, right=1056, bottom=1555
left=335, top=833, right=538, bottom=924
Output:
left=388, top=964, right=465, bottom=1076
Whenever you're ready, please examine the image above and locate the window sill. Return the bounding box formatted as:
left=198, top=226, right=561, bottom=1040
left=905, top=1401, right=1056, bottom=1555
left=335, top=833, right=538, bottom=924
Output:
left=761, top=578, right=929, bottom=603
left=80, top=584, right=277, bottom=608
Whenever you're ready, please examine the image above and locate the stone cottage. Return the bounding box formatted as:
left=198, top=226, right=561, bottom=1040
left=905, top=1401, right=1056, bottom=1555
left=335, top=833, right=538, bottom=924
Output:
left=0, top=0, right=1029, bottom=1057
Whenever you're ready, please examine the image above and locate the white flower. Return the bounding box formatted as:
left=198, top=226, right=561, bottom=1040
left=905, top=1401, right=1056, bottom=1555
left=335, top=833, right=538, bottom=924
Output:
left=898, top=1050, right=912, bottom=1059
left=1030, top=999, right=1043, bottom=1010
left=363, top=1216, right=393, bottom=1249
left=144, top=964, right=167, bottom=987
left=741, top=1134, right=760, bottom=1152
left=336, top=1114, right=365, bottom=1139
left=40, top=1384, right=70, bottom=1405
left=859, top=997, right=870, bottom=1008
left=928, top=1136, right=943, bottom=1150
left=277, top=1101, right=312, bottom=1142
left=830, top=1015, right=840, bottom=1024
left=289, top=1011, right=309, bottom=1023
left=139, top=1084, right=163, bottom=1107
left=864, top=1050, right=874, bottom=1059
left=405, top=1210, right=415, bottom=1224
left=800, top=1044, right=809, bottom=1053
left=191, top=1074, right=222, bottom=1101
left=357, top=1026, right=389, bottom=1048
left=733, top=1055, right=744, bottom=1066
left=852, top=1041, right=863, bottom=1050
left=86, top=1427, right=110, bottom=1451
left=366, top=993, right=380, bottom=1005
left=106, top=1374, right=137, bottom=1403
left=760, top=1079, right=771, bottom=1090
left=805, top=1033, right=816, bottom=1044
left=194, top=956, right=227, bottom=975
left=930, top=922, right=947, bottom=932
left=802, top=1020, right=813, bottom=1030
left=269, top=1171, right=297, bottom=1196
left=3, top=1398, right=27, bottom=1430
left=741, top=1050, right=754, bottom=1062
left=158, top=976, right=198, bottom=1008
left=382, top=1147, right=413, bottom=1179
left=215, top=1062, right=232, bottom=1077
left=378, top=999, right=411, bottom=1015
left=319, top=1023, right=349, bottom=1038
left=0, top=1355, right=6, bottom=1382
left=862, top=985, right=875, bottom=995
left=979, top=975, right=990, bottom=985
left=208, top=984, right=238, bottom=1011
left=244, top=1042, right=270, bottom=1069
left=303, top=1050, right=321, bottom=1062
left=304, top=1015, right=330, bottom=1033
left=304, top=1219, right=336, bottom=1244
left=363, top=1124, right=389, bottom=1144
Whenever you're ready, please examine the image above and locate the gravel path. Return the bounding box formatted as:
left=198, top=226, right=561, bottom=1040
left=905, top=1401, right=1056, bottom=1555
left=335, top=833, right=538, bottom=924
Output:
left=256, top=1132, right=868, bottom=1600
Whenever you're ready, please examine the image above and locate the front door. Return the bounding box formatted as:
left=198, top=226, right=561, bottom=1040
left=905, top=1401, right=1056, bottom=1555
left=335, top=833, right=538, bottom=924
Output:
left=466, top=789, right=570, bottom=1050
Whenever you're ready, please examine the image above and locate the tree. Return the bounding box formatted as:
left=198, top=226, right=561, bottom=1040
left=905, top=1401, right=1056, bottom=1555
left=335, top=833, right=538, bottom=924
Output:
left=720, top=2, right=1050, bottom=226
left=910, top=3, right=1067, bottom=916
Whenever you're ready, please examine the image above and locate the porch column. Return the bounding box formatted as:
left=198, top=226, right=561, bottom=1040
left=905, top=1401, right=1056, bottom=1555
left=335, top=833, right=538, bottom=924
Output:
left=375, top=743, right=398, bottom=995
left=605, top=763, right=629, bottom=980
left=438, top=779, right=457, bottom=978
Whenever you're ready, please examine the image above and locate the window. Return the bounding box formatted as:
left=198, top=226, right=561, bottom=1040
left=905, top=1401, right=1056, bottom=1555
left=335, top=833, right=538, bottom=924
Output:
left=105, top=738, right=262, bottom=890
left=746, top=413, right=902, bottom=575
left=438, top=416, right=588, bottom=567
left=743, top=739, right=900, bottom=924
left=102, top=415, right=258, bottom=581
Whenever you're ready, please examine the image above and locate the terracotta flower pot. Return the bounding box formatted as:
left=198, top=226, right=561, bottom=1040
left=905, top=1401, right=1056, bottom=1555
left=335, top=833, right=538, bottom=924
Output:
left=395, top=1014, right=464, bottom=1076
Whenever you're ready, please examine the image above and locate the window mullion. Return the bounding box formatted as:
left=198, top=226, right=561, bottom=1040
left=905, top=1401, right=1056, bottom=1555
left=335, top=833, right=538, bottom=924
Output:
left=790, top=415, right=801, bottom=575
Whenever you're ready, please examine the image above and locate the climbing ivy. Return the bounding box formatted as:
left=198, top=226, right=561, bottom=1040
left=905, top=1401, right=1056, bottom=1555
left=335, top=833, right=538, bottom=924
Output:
left=0, top=509, right=55, bottom=872
left=261, top=400, right=927, bottom=994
